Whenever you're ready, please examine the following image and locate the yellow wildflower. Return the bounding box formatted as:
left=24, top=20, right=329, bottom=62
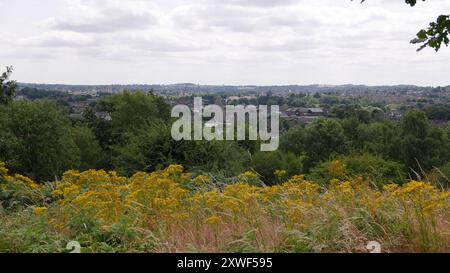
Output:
left=274, top=169, right=287, bottom=180
left=51, top=189, right=64, bottom=197
left=238, top=171, right=258, bottom=180
left=287, top=175, right=306, bottom=184
left=164, top=165, right=184, bottom=176
left=33, top=207, right=47, bottom=215
left=14, top=174, right=39, bottom=189
left=328, top=160, right=346, bottom=179
left=193, top=175, right=210, bottom=186
left=383, top=183, right=399, bottom=193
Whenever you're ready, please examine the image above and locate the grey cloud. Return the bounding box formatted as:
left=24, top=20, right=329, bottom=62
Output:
left=172, top=4, right=322, bottom=33
left=210, top=0, right=299, bottom=8
left=49, top=6, right=158, bottom=33
left=250, top=39, right=319, bottom=52
left=128, top=37, right=208, bottom=52
left=0, top=46, right=60, bottom=61
left=173, top=7, right=257, bottom=32
left=19, top=26, right=101, bottom=49
left=27, top=35, right=96, bottom=48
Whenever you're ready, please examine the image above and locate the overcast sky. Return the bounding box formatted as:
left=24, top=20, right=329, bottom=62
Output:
left=1, top=0, right=450, bottom=86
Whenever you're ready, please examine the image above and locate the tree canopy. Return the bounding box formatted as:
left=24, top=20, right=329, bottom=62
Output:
left=0, top=100, right=80, bottom=181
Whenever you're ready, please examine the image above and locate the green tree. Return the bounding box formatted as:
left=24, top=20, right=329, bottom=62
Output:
left=71, top=126, right=103, bottom=171
left=113, top=124, right=249, bottom=176
left=398, top=109, right=448, bottom=172
left=348, top=120, right=402, bottom=159
left=0, top=66, right=17, bottom=105
left=82, top=106, right=114, bottom=168
left=0, top=101, right=79, bottom=181
left=88, top=91, right=171, bottom=168
left=98, top=91, right=170, bottom=136
left=280, top=119, right=349, bottom=169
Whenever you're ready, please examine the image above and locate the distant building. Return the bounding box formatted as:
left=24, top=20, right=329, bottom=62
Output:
left=225, top=95, right=256, bottom=103
left=95, top=111, right=112, bottom=121
left=14, top=95, right=28, bottom=101
left=68, top=90, right=97, bottom=96
left=285, top=107, right=325, bottom=117
left=69, top=101, right=89, bottom=113
left=69, top=113, right=83, bottom=120
left=389, top=109, right=404, bottom=120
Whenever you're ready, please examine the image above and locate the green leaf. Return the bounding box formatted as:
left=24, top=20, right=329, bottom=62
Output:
left=417, top=30, right=427, bottom=40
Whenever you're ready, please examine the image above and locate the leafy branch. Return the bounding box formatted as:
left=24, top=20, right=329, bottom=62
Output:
left=357, top=0, right=450, bottom=51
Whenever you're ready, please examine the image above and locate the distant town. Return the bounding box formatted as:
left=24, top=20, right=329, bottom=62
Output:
left=15, top=83, right=450, bottom=129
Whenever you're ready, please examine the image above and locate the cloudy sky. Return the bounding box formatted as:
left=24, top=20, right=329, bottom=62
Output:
left=1, top=0, right=450, bottom=86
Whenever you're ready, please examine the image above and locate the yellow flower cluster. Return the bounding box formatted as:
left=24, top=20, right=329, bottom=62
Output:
left=238, top=171, right=258, bottom=180
left=33, top=206, right=48, bottom=215
left=13, top=174, right=40, bottom=190
left=274, top=169, right=287, bottom=179
left=193, top=175, right=211, bottom=186
left=0, top=162, right=42, bottom=202
left=391, top=181, right=450, bottom=215
left=2, top=160, right=448, bottom=252
left=47, top=165, right=193, bottom=227
left=328, top=160, right=346, bottom=179
left=49, top=169, right=128, bottom=224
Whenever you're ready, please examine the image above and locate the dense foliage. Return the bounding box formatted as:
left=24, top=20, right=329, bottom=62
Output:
left=1, top=89, right=449, bottom=187
left=0, top=101, right=80, bottom=181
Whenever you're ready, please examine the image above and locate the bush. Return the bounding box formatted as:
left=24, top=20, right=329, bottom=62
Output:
left=0, top=162, right=49, bottom=210
left=71, top=126, right=103, bottom=171
left=308, top=154, right=406, bottom=187
left=252, top=151, right=304, bottom=185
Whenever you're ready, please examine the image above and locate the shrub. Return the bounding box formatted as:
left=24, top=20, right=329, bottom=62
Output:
left=0, top=162, right=48, bottom=210
left=308, top=154, right=406, bottom=187
left=252, top=151, right=304, bottom=185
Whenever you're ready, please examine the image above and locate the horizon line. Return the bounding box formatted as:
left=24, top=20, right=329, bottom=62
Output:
left=17, top=82, right=450, bottom=88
